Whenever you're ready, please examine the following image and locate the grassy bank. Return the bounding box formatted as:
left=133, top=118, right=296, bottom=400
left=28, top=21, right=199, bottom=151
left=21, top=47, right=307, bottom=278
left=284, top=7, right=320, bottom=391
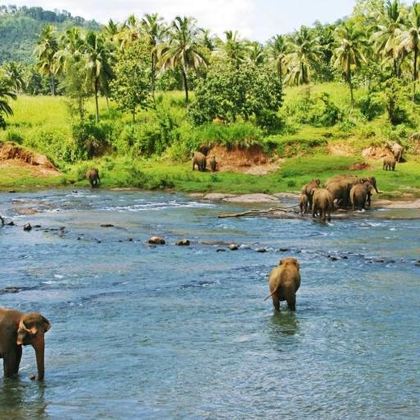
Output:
left=1, top=84, right=419, bottom=197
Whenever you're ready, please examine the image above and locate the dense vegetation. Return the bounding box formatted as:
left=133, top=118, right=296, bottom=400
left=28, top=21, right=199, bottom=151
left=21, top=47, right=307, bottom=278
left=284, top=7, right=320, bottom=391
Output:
left=0, top=1, right=419, bottom=195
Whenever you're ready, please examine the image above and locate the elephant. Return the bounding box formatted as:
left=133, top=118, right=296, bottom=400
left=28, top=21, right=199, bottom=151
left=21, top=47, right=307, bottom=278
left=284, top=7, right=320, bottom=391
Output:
left=312, top=188, right=334, bottom=222
left=86, top=168, right=100, bottom=188
left=209, top=155, right=217, bottom=172
left=192, top=152, right=207, bottom=171
left=299, top=194, right=308, bottom=215
left=265, top=257, right=301, bottom=311
left=383, top=156, right=396, bottom=171
left=326, top=175, right=378, bottom=208
left=350, top=181, right=374, bottom=210
left=387, top=142, right=404, bottom=162
left=0, top=308, right=51, bottom=380
left=301, top=179, right=320, bottom=211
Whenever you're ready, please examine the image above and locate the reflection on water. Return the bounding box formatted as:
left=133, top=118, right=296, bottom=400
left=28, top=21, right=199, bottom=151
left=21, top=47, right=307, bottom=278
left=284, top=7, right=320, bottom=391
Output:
left=0, top=189, right=419, bottom=418
left=0, top=380, right=47, bottom=419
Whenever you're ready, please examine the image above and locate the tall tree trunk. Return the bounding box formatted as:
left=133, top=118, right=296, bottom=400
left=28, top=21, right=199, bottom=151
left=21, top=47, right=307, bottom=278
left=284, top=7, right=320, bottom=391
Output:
left=181, top=67, right=189, bottom=104
left=50, top=74, right=55, bottom=96
left=347, top=61, right=354, bottom=107
left=151, top=52, right=156, bottom=101
left=95, top=79, right=100, bottom=123
left=413, top=47, right=418, bottom=101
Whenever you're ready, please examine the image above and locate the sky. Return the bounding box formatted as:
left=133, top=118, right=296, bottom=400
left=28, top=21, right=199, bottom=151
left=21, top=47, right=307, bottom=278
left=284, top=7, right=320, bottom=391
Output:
left=6, top=0, right=357, bottom=41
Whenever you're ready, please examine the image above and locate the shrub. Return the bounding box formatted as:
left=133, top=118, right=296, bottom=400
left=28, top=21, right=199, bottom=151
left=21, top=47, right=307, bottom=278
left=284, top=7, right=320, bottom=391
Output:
left=358, top=92, right=385, bottom=121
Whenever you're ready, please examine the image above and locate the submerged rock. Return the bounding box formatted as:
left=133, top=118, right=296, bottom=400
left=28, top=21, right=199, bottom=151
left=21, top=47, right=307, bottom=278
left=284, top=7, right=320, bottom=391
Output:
left=176, top=239, right=190, bottom=246
left=228, top=243, right=239, bottom=251
left=23, top=223, right=32, bottom=231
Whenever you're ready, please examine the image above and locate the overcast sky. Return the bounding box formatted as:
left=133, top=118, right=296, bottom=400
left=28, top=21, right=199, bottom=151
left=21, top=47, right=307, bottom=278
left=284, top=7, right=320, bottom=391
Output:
left=8, top=0, right=357, bottom=41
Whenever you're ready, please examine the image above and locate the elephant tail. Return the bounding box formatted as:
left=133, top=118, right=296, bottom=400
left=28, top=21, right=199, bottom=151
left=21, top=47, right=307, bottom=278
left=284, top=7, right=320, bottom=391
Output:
left=264, top=288, right=278, bottom=301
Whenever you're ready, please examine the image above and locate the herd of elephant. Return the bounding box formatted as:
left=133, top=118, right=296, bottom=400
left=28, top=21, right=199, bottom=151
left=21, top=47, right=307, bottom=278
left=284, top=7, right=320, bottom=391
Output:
left=299, top=175, right=379, bottom=222
left=1, top=141, right=406, bottom=381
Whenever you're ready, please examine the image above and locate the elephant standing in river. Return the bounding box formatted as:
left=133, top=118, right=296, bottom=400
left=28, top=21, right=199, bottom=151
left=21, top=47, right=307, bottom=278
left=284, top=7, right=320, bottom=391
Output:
left=265, top=258, right=301, bottom=311
left=350, top=181, right=374, bottom=210
left=0, top=308, right=51, bottom=380
left=312, top=188, right=334, bottom=222
left=86, top=168, right=100, bottom=188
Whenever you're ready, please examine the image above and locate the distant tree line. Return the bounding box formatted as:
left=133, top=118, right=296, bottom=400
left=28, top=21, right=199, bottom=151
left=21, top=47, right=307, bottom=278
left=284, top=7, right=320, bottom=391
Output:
left=0, top=0, right=419, bottom=129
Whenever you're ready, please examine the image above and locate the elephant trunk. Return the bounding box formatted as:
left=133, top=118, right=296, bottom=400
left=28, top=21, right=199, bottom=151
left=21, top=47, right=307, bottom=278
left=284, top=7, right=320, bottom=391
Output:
left=32, top=334, right=45, bottom=381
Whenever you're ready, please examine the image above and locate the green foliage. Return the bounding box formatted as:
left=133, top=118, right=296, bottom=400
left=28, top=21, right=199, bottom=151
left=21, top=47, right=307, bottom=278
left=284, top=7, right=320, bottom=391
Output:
left=189, top=60, right=282, bottom=124
left=110, top=41, right=152, bottom=121
left=71, top=117, right=113, bottom=160
left=284, top=89, right=342, bottom=127
left=358, top=92, right=385, bottom=120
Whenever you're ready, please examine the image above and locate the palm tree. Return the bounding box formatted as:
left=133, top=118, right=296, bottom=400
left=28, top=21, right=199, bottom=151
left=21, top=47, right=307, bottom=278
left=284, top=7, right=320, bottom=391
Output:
left=220, top=30, right=247, bottom=68
left=3, top=62, right=26, bottom=93
left=158, top=16, right=208, bottom=104
left=141, top=13, right=167, bottom=99
left=285, top=26, right=322, bottom=86
left=332, top=22, right=367, bottom=106
left=54, top=27, right=84, bottom=77
left=83, top=31, right=113, bottom=122
left=270, top=35, right=288, bottom=84
left=35, top=24, right=59, bottom=95
left=0, top=76, right=17, bottom=129
left=373, top=0, right=405, bottom=77
left=398, top=2, right=420, bottom=99
left=248, top=42, right=266, bottom=65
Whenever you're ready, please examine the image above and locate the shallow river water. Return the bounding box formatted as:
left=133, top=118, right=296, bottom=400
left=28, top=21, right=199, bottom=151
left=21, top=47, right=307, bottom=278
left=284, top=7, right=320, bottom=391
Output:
left=0, top=190, right=419, bottom=419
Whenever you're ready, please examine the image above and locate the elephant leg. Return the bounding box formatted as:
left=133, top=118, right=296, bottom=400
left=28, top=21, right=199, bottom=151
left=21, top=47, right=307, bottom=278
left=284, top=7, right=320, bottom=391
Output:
left=286, top=294, right=296, bottom=311
left=272, top=295, right=280, bottom=311
left=3, top=348, right=21, bottom=378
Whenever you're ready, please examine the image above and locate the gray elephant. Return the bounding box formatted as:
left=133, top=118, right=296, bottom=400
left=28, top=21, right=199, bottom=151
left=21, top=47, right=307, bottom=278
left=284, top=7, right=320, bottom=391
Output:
left=192, top=152, right=207, bottom=171
left=299, top=193, right=308, bottom=215
left=387, top=142, right=404, bottom=162
left=86, top=168, right=100, bottom=188
left=0, top=308, right=51, bottom=380
left=383, top=156, right=396, bottom=171
left=265, top=258, right=301, bottom=311
left=312, top=188, right=334, bottom=222
left=350, top=181, right=374, bottom=210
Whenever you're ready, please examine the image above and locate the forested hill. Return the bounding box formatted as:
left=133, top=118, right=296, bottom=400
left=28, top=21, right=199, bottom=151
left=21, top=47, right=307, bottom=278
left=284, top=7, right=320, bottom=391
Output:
left=0, top=5, right=101, bottom=64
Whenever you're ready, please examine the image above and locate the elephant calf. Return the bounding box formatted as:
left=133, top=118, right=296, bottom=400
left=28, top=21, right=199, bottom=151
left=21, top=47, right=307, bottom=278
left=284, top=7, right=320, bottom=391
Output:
left=299, top=194, right=308, bottom=215
left=383, top=156, right=396, bottom=171
left=86, top=168, right=100, bottom=188
left=265, top=258, right=301, bottom=311
left=301, top=179, right=320, bottom=211
left=209, top=155, right=217, bottom=172
left=0, top=308, right=51, bottom=380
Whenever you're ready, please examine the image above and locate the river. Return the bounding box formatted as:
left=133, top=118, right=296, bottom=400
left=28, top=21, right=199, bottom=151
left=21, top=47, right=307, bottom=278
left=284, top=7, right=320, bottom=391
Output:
left=0, top=190, right=419, bottom=419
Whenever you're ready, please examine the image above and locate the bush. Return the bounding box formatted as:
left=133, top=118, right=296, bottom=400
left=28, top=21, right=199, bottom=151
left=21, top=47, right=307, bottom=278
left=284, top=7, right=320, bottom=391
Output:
left=358, top=92, right=385, bottom=121
left=72, top=117, right=113, bottom=160
left=5, top=130, right=24, bottom=144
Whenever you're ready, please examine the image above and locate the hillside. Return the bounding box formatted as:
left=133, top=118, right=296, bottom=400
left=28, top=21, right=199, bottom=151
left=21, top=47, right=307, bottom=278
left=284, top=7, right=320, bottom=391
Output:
left=0, top=5, right=100, bottom=64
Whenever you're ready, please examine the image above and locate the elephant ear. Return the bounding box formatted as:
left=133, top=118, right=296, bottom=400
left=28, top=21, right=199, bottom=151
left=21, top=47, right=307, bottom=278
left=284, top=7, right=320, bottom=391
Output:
left=278, top=259, right=284, bottom=266
left=41, top=315, right=51, bottom=333
left=17, top=319, right=34, bottom=345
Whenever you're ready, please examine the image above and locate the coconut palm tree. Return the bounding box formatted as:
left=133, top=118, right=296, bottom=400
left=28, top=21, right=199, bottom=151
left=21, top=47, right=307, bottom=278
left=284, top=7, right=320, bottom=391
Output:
left=270, top=35, right=288, bottom=84
left=35, top=24, right=59, bottom=95
left=373, top=0, right=405, bottom=77
left=141, top=13, right=167, bottom=99
left=248, top=42, right=266, bottom=65
left=2, top=62, right=26, bottom=93
left=332, top=22, right=367, bottom=106
left=158, top=16, right=208, bottom=104
left=220, top=30, right=247, bottom=68
left=398, top=2, right=420, bottom=99
left=83, top=31, right=114, bottom=121
left=0, top=76, right=16, bottom=129
left=285, top=26, right=322, bottom=86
